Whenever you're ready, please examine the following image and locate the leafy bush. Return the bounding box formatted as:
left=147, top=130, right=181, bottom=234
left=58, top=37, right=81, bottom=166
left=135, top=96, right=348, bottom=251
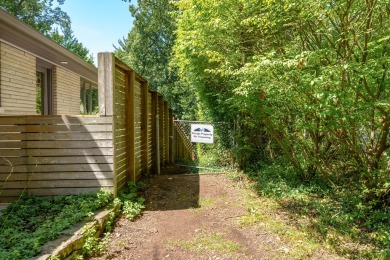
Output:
left=247, top=159, right=390, bottom=258
left=0, top=189, right=113, bottom=259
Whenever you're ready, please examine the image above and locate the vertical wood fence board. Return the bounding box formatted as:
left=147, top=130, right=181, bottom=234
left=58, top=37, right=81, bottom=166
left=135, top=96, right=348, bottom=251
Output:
left=141, top=81, right=149, bottom=175
left=164, top=101, right=169, bottom=165
left=158, top=96, right=164, bottom=167
left=113, top=65, right=126, bottom=197
left=147, top=92, right=153, bottom=173
left=98, top=53, right=114, bottom=116
left=169, top=110, right=173, bottom=163
left=134, top=80, right=142, bottom=180
left=127, top=70, right=136, bottom=182
left=151, top=91, right=158, bottom=173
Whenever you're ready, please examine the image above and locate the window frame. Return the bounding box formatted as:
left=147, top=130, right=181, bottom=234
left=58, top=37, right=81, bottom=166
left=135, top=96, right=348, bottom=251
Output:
left=36, top=65, right=53, bottom=115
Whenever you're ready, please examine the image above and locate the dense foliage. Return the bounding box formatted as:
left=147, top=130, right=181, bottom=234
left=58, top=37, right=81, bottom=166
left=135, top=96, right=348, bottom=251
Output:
left=237, top=159, right=389, bottom=258
left=173, top=0, right=389, bottom=203
left=116, top=0, right=197, bottom=119
left=0, top=0, right=93, bottom=64
left=0, top=189, right=113, bottom=259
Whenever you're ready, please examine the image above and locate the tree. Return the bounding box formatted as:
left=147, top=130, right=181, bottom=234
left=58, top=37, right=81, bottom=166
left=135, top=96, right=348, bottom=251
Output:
left=115, top=0, right=197, bottom=119
left=51, top=27, right=94, bottom=65
left=0, top=0, right=70, bottom=36
left=173, top=0, right=390, bottom=201
left=117, top=0, right=175, bottom=87
left=0, top=0, right=94, bottom=64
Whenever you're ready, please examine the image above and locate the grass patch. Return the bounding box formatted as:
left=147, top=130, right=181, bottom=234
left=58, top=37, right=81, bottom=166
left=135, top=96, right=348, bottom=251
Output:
left=170, top=230, right=240, bottom=254
left=189, top=197, right=215, bottom=213
left=237, top=192, right=323, bottom=259
left=241, top=159, right=390, bottom=259
left=175, top=157, right=231, bottom=174
left=0, top=189, right=113, bottom=259
left=199, top=198, right=215, bottom=208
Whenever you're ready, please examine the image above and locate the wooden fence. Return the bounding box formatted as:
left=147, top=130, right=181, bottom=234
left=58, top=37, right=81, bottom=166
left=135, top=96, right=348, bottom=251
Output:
left=173, top=120, right=194, bottom=160
left=0, top=115, right=114, bottom=203
left=97, top=53, right=191, bottom=194
left=0, top=53, right=192, bottom=203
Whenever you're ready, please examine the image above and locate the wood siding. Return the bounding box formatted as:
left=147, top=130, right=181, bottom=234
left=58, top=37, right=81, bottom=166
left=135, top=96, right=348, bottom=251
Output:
left=53, top=67, right=81, bottom=114
left=0, top=42, right=36, bottom=115
left=0, top=115, right=113, bottom=203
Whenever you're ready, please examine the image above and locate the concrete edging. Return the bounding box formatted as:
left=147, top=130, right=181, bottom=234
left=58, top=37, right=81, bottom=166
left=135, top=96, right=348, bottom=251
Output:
left=32, top=203, right=121, bottom=260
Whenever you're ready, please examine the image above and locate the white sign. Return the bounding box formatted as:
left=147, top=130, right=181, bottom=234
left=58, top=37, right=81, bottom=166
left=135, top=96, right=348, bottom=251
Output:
left=191, top=124, right=214, bottom=144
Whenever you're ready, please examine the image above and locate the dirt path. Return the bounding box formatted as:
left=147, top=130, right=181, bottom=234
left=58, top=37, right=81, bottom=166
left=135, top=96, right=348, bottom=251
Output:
left=95, top=166, right=341, bottom=260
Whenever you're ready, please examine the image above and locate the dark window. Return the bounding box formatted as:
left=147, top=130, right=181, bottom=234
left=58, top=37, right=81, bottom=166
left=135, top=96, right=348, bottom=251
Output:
left=36, top=67, right=52, bottom=115
left=36, top=71, right=44, bottom=114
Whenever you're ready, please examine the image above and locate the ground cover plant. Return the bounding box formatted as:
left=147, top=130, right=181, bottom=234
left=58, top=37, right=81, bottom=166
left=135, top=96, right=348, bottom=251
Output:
left=74, top=182, right=146, bottom=259
left=0, top=189, right=113, bottom=259
left=243, top=158, right=390, bottom=259
left=118, top=182, right=146, bottom=220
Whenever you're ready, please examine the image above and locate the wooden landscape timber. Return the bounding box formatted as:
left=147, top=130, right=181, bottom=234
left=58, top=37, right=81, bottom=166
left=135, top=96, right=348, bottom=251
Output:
left=0, top=53, right=192, bottom=203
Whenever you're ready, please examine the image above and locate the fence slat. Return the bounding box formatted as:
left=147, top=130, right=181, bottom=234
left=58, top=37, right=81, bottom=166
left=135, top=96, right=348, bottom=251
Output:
left=0, top=115, right=115, bottom=203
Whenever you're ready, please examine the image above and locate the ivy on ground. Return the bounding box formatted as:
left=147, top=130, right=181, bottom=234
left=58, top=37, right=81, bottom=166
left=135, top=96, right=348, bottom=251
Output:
left=0, top=189, right=113, bottom=260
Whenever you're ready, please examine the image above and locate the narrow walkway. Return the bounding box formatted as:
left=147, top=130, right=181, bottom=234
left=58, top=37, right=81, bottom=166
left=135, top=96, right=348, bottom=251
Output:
left=95, top=167, right=342, bottom=259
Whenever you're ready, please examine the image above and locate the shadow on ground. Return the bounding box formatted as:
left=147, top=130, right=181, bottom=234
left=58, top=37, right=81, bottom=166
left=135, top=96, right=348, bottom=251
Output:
left=142, top=165, right=200, bottom=211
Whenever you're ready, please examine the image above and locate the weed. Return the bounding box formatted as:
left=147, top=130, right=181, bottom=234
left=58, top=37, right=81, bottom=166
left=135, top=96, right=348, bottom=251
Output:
left=60, top=182, right=145, bottom=258
left=104, top=211, right=116, bottom=233
left=171, top=230, right=240, bottom=255
left=81, top=222, right=99, bottom=256
left=81, top=222, right=111, bottom=257
left=118, top=182, right=146, bottom=220
left=122, top=199, right=145, bottom=219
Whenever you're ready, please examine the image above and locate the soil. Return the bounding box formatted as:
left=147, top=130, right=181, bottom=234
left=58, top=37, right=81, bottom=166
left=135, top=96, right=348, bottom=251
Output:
left=93, top=165, right=340, bottom=260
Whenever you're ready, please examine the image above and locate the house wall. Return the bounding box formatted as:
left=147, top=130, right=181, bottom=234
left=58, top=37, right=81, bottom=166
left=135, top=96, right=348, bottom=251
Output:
left=0, top=41, right=36, bottom=115
left=53, top=66, right=81, bottom=114
left=0, top=42, right=83, bottom=116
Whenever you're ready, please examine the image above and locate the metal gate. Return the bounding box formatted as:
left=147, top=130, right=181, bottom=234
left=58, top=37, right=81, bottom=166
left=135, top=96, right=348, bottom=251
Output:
left=173, top=120, right=235, bottom=173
